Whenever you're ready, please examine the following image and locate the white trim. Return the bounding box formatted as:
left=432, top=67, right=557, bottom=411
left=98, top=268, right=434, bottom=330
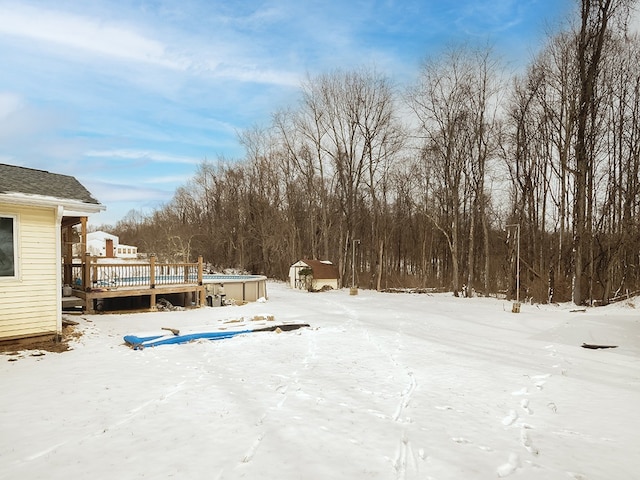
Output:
left=0, top=213, right=18, bottom=280
left=55, top=206, right=63, bottom=335
left=0, top=192, right=105, bottom=215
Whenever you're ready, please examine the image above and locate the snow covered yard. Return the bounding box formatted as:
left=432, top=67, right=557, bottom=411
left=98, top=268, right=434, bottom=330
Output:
left=1, top=282, right=639, bottom=480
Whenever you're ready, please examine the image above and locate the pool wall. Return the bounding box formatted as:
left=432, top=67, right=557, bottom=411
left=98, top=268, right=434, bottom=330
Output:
left=203, top=275, right=268, bottom=306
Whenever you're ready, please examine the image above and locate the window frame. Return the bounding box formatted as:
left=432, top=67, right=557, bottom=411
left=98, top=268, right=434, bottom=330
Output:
left=0, top=214, right=18, bottom=279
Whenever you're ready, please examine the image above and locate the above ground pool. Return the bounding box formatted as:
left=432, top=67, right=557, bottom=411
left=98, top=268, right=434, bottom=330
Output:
left=202, top=274, right=268, bottom=306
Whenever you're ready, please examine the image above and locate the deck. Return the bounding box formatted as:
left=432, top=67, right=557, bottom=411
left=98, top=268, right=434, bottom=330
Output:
left=64, top=254, right=205, bottom=313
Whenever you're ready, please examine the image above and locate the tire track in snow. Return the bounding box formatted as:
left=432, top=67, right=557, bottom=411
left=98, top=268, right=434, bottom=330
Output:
left=23, top=380, right=188, bottom=462
left=392, top=371, right=417, bottom=422
left=392, top=372, right=419, bottom=480
left=241, top=432, right=265, bottom=463
left=320, top=295, right=423, bottom=479
left=357, top=308, right=421, bottom=479
left=235, top=324, right=318, bottom=468
left=393, top=430, right=420, bottom=479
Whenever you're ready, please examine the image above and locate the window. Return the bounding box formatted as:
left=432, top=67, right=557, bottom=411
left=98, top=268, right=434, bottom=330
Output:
left=0, top=216, right=16, bottom=277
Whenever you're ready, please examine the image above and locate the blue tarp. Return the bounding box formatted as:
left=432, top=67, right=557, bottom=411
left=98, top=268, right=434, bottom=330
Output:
left=124, top=329, right=253, bottom=349
left=124, top=323, right=309, bottom=349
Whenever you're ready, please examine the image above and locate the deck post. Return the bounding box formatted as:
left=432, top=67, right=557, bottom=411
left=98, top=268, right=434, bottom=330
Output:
left=85, top=293, right=95, bottom=314
left=91, top=258, right=98, bottom=290
left=150, top=291, right=157, bottom=311
left=83, top=252, right=92, bottom=291
left=150, top=254, right=156, bottom=288
left=80, top=217, right=87, bottom=257
left=198, top=256, right=205, bottom=307
left=62, top=225, right=73, bottom=286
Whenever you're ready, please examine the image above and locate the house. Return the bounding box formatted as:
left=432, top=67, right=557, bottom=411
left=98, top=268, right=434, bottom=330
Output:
left=82, top=230, right=139, bottom=259
left=0, top=163, right=105, bottom=342
left=289, top=259, right=340, bottom=291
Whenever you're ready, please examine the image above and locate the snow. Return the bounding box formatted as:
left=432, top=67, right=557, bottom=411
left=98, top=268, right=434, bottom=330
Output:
left=1, top=282, right=639, bottom=479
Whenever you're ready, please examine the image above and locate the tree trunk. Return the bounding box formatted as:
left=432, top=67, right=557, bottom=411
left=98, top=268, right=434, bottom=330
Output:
left=573, top=0, right=615, bottom=305
left=466, top=206, right=476, bottom=297
left=376, top=238, right=384, bottom=291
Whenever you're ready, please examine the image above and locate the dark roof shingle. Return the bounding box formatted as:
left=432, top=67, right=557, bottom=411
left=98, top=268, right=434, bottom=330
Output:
left=0, top=163, right=100, bottom=205
left=301, top=259, right=339, bottom=279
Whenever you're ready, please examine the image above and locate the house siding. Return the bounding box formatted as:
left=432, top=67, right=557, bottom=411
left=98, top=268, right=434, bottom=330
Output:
left=0, top=205, right=58, bottom=340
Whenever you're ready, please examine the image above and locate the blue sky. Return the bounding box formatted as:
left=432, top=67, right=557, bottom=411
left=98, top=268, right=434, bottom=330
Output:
left=0, top=0, right=576, bottom=226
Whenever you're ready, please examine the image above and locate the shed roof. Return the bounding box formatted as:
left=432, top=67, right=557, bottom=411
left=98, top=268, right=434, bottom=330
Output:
left=0, top=163, right=101, bottom=205
left=300, top=259, right=339, bottom=280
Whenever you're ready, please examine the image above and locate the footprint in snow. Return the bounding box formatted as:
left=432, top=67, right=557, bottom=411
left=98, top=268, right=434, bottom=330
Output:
left=502, top=410, right=519, bottom=426
left=496, top=453, right=520, bottom=477
left=520, top=428, right=539, bottom=455
left=241, top=433, right=265, bottom=463
left=520, top=398, right=533, bottom=415
left=568, top=472, right=588, bottom=480
left=531, top=373, right=550, bottom=390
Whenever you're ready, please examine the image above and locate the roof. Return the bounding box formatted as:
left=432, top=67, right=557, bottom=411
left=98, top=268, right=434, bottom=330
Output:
left=88, top=231, right=119, bottom=241
left=299, top=259, right=339, bottom=280
left=0, top=163, right=101, bottom=205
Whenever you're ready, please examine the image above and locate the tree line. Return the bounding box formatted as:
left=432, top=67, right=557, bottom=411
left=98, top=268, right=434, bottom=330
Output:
left=110, top=0, right=640, bottom=305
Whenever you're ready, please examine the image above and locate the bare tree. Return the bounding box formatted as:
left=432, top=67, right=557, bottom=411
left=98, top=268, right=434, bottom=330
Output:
left=293, top=68, right=402, bottom=286
left=572, top=0, right=631, bottom=304
left=409, top=45, right=501, bottom=296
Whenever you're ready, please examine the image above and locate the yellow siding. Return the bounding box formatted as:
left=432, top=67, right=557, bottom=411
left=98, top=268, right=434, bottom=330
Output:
left=0, top=204, right=59, bottom=340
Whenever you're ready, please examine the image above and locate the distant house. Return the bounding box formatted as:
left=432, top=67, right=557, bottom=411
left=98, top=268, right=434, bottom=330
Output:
left=289, top=259, right=340, bottom=291
left=0, top=163, right=104, bottom=342
left=81, top=231, right=138, bottom=259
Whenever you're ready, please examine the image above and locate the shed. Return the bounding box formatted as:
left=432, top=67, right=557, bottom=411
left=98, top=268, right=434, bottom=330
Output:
left=0, top=163, right=105, bottom=342
left=289, top=259, right=340, bottom=291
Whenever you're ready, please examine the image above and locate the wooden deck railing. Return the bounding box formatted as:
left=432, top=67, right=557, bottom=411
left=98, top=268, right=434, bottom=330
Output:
left=68, top=254, right=203, bottom=291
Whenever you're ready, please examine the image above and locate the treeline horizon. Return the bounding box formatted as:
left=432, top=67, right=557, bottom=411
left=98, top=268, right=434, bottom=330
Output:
left=107, top=0, right=640, bottom=305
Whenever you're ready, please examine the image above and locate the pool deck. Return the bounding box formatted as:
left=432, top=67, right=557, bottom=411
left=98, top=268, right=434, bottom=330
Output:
left=65, top=254, right=206, bottom=313
left=63, top=255, right=268, bottom=313
left=72, top=283, right=205, bottom=313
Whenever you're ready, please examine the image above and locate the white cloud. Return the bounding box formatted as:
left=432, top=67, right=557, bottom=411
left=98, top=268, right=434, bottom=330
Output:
left=0, top=3, right=301, bottom=88
left=454, top=0, right=525, bottom=35
left=0, top=92, right=66, bottom=143
left=215, top=65, right=300, bottom=87
left=85, top=180, right=171, bottom=203
left=80, top=175, right=179, bottom=224
left=0, top=3, right=187, bottom=70
left=85, top=149, right=201, bottom=165
left=142, top=174, right=194, bottom=185
left=0, top=92, right=23, bottom=119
